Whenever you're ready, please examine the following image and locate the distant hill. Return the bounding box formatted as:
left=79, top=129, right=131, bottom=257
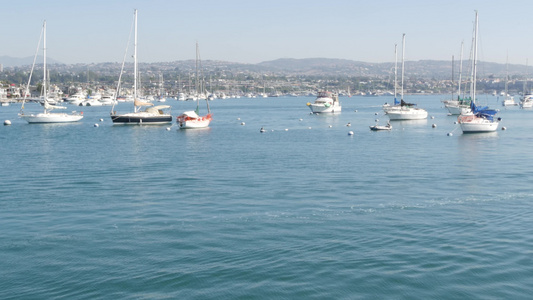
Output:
left=256, top=58, right=527, bottom=78
left=1, top=56, right=528, bottom=79
left=0, top=55, right=62, bottom=67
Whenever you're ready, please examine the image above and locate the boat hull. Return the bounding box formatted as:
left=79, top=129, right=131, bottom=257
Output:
left=369, top=125, right=392, bottom=131
left=445, top=104, right=471, bottom=115
left=20, top=112, right=83, bottom=123
left=386, top=108, right=428, bottom=120
left=177, top=114, right=212, bottom=129
left=308, top=104, right=341, bottom=114
left=111, top=113, right=172, bottom=124
left=458, top=114, right=499, bottom=133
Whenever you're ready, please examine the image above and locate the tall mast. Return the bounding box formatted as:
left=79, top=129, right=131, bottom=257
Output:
left=451, top=55, right=454, bottom=101
left=394, top=44, right=398, bottom=104
left=505, top=52, right=509, bottom=97
left=43, top=20, right=47, bottom=105
left=458, top=41, right=463, bottom=99
left=195, top=41, right=199, bottom=95
left=133, top=9, right=138, bottom=111
left=401, top=33, right=405, bottom=102
left=472, top=11, right=478, bottom=103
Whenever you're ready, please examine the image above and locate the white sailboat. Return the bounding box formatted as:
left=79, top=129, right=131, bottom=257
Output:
left=110, top=9, right=172, bottom=125
left=458, top=11, right=500, bottom=133
left=520, top=61, right=533, bottom=108
left=382, top=43, right=400, bottom=112
left=444, top=42, right=472, bottom=115
left=502, top=54, right=518, bottom=106
left=177, top=42, right=213, bottom=129
left=19, top=21, right=83, bottom=124
left=385, top=34, right=428, bottom=120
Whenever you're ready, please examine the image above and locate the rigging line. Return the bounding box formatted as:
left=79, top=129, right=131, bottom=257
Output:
left=20, top=22, right=44, bottom=113
left=112, top=12, right=135, bottom=113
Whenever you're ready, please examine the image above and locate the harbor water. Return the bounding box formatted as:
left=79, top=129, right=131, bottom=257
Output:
left=1, top=95, right=532, bottom=299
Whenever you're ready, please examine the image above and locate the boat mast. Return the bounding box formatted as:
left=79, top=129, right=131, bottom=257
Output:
left=505, top=52, right=509, bottom=98
left=451, top=55, right=454, bottom=102
left=394, top=44, right=398, bottom=105
left=21, top=22, right=44, bottom=114
left=43, top=20, right=48, bottom=111
left=458, top=41, right=463, bottom=99
left=401, top=33, right=405, bottom=102
left=133, top=9, right=138, bottom=112
left=472, top=11, right=478, bottom=103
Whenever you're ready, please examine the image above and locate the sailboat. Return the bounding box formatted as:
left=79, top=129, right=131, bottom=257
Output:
left=177, top=42, right=212, bottom=129
left=385, top=34, right=428, bottom=120
left=382, top=43, right=400, bottom=112
left=519, top=61, right=533, bottom=108
left=19, top=21, right=83, bottom=124
left=502, top=54, right=518, bottom=106
left=444, top=42, right=472, bottom=115
left=457, top=11, right=500, bottom=133
left=110, top=9, right=172, bottom=125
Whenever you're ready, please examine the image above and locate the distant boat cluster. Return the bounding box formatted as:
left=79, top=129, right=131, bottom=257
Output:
left=3, top=10, right=519, bottom=134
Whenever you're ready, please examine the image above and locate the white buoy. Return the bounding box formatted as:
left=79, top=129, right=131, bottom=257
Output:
left=299, top=118, right=303, bottom=121
left=237, top=118, right=241, bottom=120
left=375, top=112, right=379, bottom=115
left=94, top=123, right=99, bottom=127
left=4, top=120, right=11, bottom=126
left=354, top=110, right=358, bottom=112
left=346, top=122, right=351, bottom=127
left=447, top=113, right=452, bottom=116
left=241, top=122, right=245, bottom=125
left=260, top=127, right=266, bottom=133
left=502, top=126, right=507, bottom=130
left=308, top=127, right=312, bottom=129
left=431, top=116, right=435, bottom=119
left=447, top=132, right=453, bottom=136
left=328, top=125, right=333, bottom=128
left=454, top=121, right=458, bottom=124
left=285, top=128, right=289, bottom=131
left=99, top=118, right=104, bottom=122
left=166, top=127, right=171, bottom=131
left=375, top=119, right=379, bottom=122
left=432, top=124, right=437, bottom=128
left=348, top=131, right=354, bottom=136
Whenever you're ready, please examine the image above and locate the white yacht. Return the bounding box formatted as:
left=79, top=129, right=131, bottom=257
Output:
left=307, top=91, right=341, bottom=113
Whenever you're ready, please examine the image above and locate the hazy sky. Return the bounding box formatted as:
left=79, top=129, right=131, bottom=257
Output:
left=2, top=0, right=532, bottom=65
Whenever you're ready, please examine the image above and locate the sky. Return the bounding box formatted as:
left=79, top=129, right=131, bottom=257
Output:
left=2, top=0, right=533, bottom=65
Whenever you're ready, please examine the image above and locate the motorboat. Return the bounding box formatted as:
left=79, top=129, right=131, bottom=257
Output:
left=307, top=91, right=341, bottom=113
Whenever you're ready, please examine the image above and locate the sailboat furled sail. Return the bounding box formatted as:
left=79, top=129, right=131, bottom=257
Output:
left=19, top=20, right=83, bottom=123
left=177, top=42, right=213, bottom=129
left=110, top=9, right=172, bottom=125
left=384, top=34, right=428, bottom=120
left=457, top=11, right=500, bottom=133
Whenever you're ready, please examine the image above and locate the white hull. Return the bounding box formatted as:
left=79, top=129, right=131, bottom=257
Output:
left=177, top=112, right=212, bottom=129
left=502, top=99, right=518, bottom=106
left=386, top=108, right=428, bottom=120
left=520, top=101, right=533, bottom=108
left=458, top=114, right=498, bottom=133
left=308, top=103, right=342, bottom=113
left=445, top=104, right=470, bottom=115
left=179, top=119, right=211, bottom=129
left=20, top=112, right=83, bottom=123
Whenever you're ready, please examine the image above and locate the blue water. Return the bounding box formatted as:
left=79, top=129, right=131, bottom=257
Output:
left=1, top=95, right=532, bottom=299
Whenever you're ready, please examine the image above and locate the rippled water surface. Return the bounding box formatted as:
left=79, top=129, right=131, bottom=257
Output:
left=1, top=95, right=533, bottom=299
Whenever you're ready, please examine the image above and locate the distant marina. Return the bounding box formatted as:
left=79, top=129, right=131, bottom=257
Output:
left=2, top=8, right=533, bottom=300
